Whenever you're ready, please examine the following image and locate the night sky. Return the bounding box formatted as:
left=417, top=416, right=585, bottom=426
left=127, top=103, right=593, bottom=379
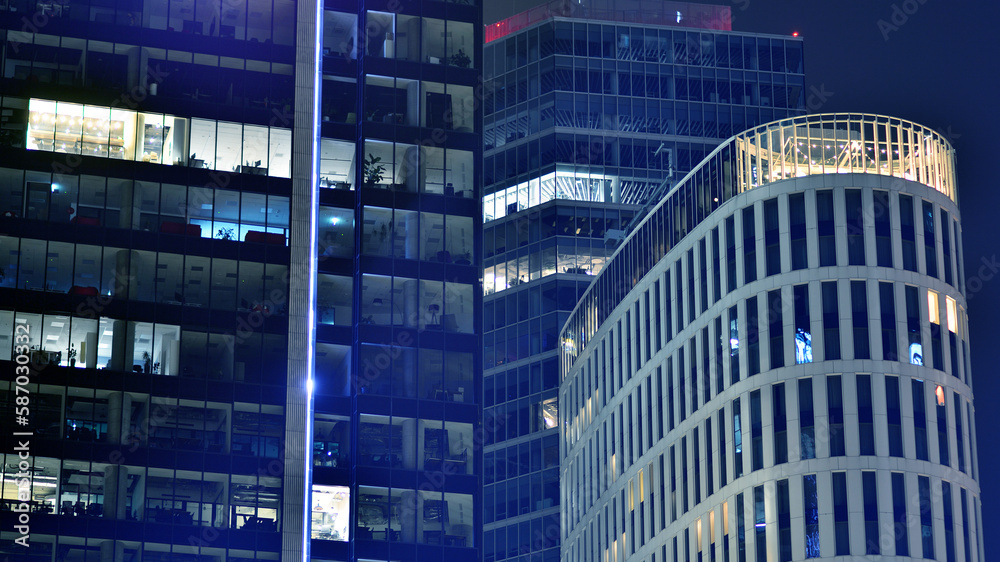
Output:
left=486, top=0, right=1000, bottom=557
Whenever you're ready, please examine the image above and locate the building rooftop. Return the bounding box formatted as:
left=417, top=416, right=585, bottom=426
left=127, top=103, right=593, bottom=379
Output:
left=486, top=0, right=732, bottom=43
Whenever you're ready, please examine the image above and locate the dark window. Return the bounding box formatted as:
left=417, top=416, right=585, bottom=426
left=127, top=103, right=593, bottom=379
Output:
left=676, top=261, right=684, bottom=334
left=718, top=408, right=727, bottom=488
left=702, top=326, right=711, bottom=404
left=816, top=190, right=836, bottom=266
left=789, top=192, right=807, bottom=270
left=693, top=427, right=701, bottom=505
left=742, top=205, right=757, bottom=283
left=668, top=357, right=675, bottom=432
left=746, top=296, right=760, bottom=376
left=705, top=417, right=714, bottom=496
left=665, top=270, right=673, bottom=344
left=687, top=249, right=696, bottom=324
left=764, top=198, right=781, bottom=276
left=768, top=289, right=784, bottom=369
left=726, top=214, right=737, bottom=292
left=681, top=436, right=688, bottom=513
left=715, top=316, right=724, bottom=394
left=827, top=375, right=845, bottom=457
left=863, top=471, right=880, bottom=555
left=919, top=476, right=934, bottom=558
left=657, top=367, right=664, bottom=440
left=750, top=389, right=763, bottom=471
left=754, top=485, right=766, bottom=562
left=833, top=472, right=850, bottom=555
left=773, top=383, right=787, bottom=465
left=943, top=481, right=956, bottom=562
left=879, top=282, right=898, bottom=361
left=874, top=189, right=893, bottom=267
left=821, top=281, right=841, bottom=360
left=712, top=227, right=722, bottom=302
left=655, top=280, right=662, bottom=353
left=736, top=492, right=747, bottom=562
left=678, top=348, right=686, bottom=422
left=804, top=474, right=820, bottom=558
left=960, top=488, right=971, bottom=562
left=845, top=189, right=865, bottom=265
left=857, top=374, right=875, bottom=455
left=886, top=376, right=904, bottom=457
left=913, top=380, right=929, bottom=461
left=923, top=201, right=938, bottom=278
left=891, top=472, right=910, bottom=557
left=798, top=378, right=815, bottom=459
left=955, top=392, right=966, bottom=474
left=941, top=209, right=954, bottom=285
left=937, top=390, right=950, bottom=467
left=851, top=280, right=870, bottom=359
left=670, top=445, right=677, bottom=521
left=899, top=194, right=918, bottom=272
left=777, top=479, right=792, bottom=562
left=700, top=237, right=709, bottom=313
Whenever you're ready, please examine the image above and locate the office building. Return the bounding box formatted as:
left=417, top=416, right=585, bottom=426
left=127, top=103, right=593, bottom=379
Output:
left=0, top=0, right=481, bottom=561
left=480, top=2, right=804, bottom=561
left=559, top=113, right=981, bottom=562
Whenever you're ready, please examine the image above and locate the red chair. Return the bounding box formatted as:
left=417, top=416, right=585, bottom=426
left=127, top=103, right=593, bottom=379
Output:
left=244, top=231, right=286, bottom=245
left=160, top=221, right=202, bottom=236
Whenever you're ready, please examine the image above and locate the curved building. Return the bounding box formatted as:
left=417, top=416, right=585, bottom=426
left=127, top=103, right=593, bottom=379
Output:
left=559, top=114, right=980, bottom=562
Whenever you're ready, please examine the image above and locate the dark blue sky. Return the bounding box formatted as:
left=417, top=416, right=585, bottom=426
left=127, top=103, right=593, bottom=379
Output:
left=488, top=0, right=1000, bottom=557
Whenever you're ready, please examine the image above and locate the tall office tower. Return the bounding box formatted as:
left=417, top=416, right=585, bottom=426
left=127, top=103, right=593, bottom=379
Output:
left=0, top=0, right=482, bottom=561
left=480, top=3, right=804, bottom=561
left=560, top=114, right=981, bottom=562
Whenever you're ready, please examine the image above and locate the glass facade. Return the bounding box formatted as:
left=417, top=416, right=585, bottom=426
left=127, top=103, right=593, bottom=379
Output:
left=482, top=7, right=805, bottom=560
left=0, top=1, right=482, bottom=561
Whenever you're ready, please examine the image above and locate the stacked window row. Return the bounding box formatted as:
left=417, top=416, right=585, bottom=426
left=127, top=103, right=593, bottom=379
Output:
left=0, top=309, right=288, bottom=383
left=563, top=471, right=981, bottom=562
left=1, top=0, right=299, bottom=44
left=484, top=437, right=561, bottom=525
left=562, top=276, right=973, bottom=456
left=484, top=512, right=560, bottom=562
left=484, top=23, right=803, bottom=81
left=0, top=382, right=283, bottom=456
left=484, top=280, right=589, bottom=368
left=0, top=452, right=281, bottom=531
left=2, top=34, right=294, bottom=116
left=566, top=372, right=977, bottom=540
left=560, top=186, right=966, bottom=375
left=0, top=168, right=291, bottom=242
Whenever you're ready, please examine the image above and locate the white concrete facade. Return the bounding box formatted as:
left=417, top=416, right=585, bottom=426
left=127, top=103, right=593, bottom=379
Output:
left=559, top=115, right=980, bottom=562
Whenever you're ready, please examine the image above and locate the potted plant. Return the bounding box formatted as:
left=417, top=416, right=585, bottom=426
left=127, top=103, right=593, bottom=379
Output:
left=216, top=227, right=235, bottom=240
left=362, top=153, right=386, bottom=188
left=68, top=343, right=77, bottom=368
left=449, top=48, right=471, bottom=68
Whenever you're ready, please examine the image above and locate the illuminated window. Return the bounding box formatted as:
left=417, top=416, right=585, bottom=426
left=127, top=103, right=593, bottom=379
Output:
left=542, top=397, right=559, bottom=429
left=311, top=485, right=350, bottom=541
left=946, top=296, right=957, bottom=333
left=935, top=385, right=945, bottom=407
left=927, top=290, right=940, bottom=324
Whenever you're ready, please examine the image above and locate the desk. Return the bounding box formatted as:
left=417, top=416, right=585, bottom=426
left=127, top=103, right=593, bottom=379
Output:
left=237, top=165, right=268, bottom=175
